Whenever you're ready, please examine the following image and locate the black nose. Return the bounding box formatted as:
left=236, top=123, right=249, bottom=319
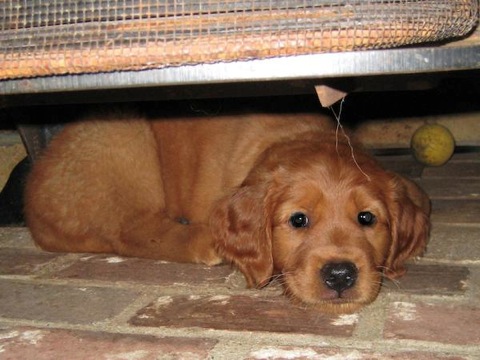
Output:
left=321, top=262, right=358, bottom=294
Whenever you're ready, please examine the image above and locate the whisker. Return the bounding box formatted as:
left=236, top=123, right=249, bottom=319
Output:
left=267, top=273, right=288, bottom=287
left=376, top=266, right=403, bottom=290
left=385, top=277, right=402, bottom=290
left=376, top=265, right=394, bottom=274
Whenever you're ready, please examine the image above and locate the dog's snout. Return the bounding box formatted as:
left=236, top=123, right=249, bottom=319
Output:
left=321, top=262, right=358, bottom=294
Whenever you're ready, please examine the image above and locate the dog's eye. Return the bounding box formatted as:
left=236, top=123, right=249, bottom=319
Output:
left=289, top=212, right=309, bottom=228
left=358, top=211, right=376, bottom=226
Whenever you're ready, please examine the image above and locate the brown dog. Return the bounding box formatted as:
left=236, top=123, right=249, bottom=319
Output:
left=25, top=110, right=430, bottom=313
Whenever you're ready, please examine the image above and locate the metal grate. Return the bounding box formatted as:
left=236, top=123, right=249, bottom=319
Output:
left=1, top=0, right=478, bottom=80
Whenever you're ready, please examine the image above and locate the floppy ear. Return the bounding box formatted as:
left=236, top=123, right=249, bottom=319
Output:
left=210, top=184, right=274, bottom=288
left=384, top=174, right=431, bottom=279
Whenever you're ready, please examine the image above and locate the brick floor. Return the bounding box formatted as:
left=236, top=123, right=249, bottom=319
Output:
left=54, top=254, right=236, bottom=286
left=384, top=264, right=469, bottom=295
left=130, top=294, right=358, bottom=336
left=246, top=347, right=469, bottom=360
left=0, top=327, right=217, bottom=360
left=0, top=280, right=140, bottom=324
left=427, top=224, right=480, bottom=261
left=0, top=248, right=63, bottom=276
left=384, top=301, right=480, bottom=345
left=0, top=151, right=479, bottom=359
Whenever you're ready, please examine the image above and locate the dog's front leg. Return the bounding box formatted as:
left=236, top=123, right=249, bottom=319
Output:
left=117, top=212, right=223, bottom=265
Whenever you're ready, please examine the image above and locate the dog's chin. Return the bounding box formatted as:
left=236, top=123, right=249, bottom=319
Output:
left=286, top=290, right=375, bottom=314
left=283, top=276, right=381, bottom=314
left=313, top=299, right=371, bottom=315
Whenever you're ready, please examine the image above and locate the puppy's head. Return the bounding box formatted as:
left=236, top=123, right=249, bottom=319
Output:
left=211, top=139, right=430, bottom=313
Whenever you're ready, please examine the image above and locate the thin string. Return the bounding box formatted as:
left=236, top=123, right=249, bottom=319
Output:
left=329, top=98, right=371, bottom=182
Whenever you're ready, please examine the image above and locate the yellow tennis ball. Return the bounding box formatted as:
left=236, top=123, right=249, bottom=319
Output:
left=411, top=124, right=455, bottom=166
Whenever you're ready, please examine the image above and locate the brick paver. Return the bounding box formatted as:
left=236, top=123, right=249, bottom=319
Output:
left=246, top=347, right=468, bottom=360
left=54, top=254, right=236, bottom=286
left=384, top=264, right=470, bottom=295
left=418, top=178, right=480, bottom=199
left=384, top=301, right=480, bottom=345
left=0, top=227, right=36, bottom=248
left=427, top=224, right=480, bottom=261
left=0, top=248, right=64, bottom=275
left=0, top=280, right=140, bottom=324
left=422, top=161, right=480, bottom=178
left=432, top=200, right=480, bottom=224
left=0, top=327, right=217, bottom=360
left=130, top=294, right=358, bottom=336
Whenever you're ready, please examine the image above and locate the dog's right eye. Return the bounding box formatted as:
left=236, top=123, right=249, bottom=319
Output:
left=289, top=212, right=309, bottom=228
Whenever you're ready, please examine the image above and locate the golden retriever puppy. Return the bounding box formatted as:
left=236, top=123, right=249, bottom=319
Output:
left=25, top=110, right=430, bottom=313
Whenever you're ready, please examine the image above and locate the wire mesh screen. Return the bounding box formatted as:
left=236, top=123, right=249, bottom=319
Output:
left=1, top=0, right=478, bottom=80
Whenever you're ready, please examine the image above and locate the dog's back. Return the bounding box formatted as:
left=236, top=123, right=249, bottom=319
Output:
left=24, top=111, right=331, bottom=262
left=24, top=115, right=163, bottom=254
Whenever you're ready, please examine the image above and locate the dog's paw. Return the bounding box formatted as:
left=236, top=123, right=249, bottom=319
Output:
left=203, top=253, right=224, bottom=266
left=188, top=224, right=224, bottom=266
left=195, top=244, right=224, bottom=266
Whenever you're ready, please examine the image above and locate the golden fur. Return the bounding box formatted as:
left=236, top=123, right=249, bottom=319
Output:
left=25, top=111, right=430, bottom=313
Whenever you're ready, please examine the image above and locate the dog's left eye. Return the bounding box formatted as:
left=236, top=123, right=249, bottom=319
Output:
left=289, top=212, right=309, bottom=228
left=358, top=211, right=376, bottom=226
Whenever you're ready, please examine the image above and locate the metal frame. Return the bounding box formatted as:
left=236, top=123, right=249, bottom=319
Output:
left=1, top=24, right=479, bottom=105
left=2, top=46, right=479, bottom=94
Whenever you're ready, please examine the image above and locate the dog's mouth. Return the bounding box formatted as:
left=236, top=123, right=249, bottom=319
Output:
left=284, top=287, right=368, bottom=314
left=282, top=265, right=383, bottom=313
left=321, top=290, right=357, bottom=302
